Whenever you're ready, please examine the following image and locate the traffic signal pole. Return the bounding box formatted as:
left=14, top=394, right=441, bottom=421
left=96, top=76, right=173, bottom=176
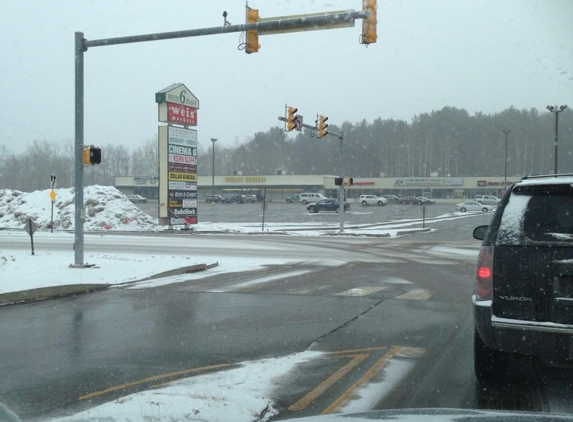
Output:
left=74, top=9, right=371, bottom=266
left=338, top=134, right=345, bottom=234
left=278, top=114, right=345, bottom=233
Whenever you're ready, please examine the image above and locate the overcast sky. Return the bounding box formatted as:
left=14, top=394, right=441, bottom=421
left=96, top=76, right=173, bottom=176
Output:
left=1, top=0, right=571, bottom=154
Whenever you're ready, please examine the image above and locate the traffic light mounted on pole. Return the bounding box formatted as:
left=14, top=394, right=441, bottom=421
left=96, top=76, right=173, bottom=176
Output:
left=317, top=115, right=329, bottom=138
left=83, top=145, right=101, bottom=166
left=287, top=106, right=298, bottom=131
left=361, top=0, right=377, bottom=45
left=245, top=6, right=260, bottom=53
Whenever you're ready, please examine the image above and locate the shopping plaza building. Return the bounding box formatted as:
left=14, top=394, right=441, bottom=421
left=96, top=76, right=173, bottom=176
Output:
left=116, top=174, right=519, bottom=201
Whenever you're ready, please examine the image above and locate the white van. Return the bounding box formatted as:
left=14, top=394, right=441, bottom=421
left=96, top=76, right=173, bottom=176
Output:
left=299, top=192, right=326, bottom=204
left=474, top=195, right=500, bottom=205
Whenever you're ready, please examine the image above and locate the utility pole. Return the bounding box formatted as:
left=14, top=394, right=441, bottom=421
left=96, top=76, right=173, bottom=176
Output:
left=546, top=105, right=568, bottom=175
left=502, top=129, right=510, bottom=190
left=210, top=138, right=217, bottom=199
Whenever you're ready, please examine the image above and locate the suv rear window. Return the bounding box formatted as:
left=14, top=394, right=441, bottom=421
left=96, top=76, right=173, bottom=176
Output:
left=497, top=184, right=573, bottom=246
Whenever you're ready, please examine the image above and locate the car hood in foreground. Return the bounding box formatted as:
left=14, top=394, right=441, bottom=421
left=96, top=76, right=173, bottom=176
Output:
left=285, top=408, right=572, bottom=422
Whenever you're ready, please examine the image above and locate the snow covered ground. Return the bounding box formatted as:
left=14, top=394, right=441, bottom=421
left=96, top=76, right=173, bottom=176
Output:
left=0, top=186, right=481, bottom=422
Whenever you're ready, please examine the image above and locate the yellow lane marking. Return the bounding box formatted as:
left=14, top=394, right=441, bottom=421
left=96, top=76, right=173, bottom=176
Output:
left=325, top=346, right=389, bottom=355
left=335, top=286, right=388, bottom=297
left=397, top=289, right=433, bottom=300
left=288, top=353, right=369, bottom=412
left=78, top=362, right=237, bottom=401
left=321, top=345, right=403, bottom=414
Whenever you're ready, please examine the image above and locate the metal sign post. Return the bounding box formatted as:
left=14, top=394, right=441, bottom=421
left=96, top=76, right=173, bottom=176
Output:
left=24, top=218, right=38, bottom=255
left=50, top=174, right=57, bottom=233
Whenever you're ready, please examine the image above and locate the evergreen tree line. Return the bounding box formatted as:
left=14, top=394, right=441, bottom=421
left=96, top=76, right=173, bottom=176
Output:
left=1, top=106, right=571, bottom=192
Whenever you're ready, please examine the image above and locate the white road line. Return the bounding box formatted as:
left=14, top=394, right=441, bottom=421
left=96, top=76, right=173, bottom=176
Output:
left=289, top=285, right=331, bottom=295
left=336, top=286, right=388, bottom=297
left=397, top=289, right=434, bottom=300
left=207, top=269, right=312, bottom=293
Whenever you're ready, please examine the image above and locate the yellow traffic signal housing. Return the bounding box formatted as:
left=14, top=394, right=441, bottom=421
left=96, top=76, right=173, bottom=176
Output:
left=318, top=115, right=329, bottom=138
left=287, top=106, right=298, bottom=131
left=361, top=0, right=377, bottom=45
left=245, top=6, right=260, bottom=54
left=83, top=146, right=101, bottom=166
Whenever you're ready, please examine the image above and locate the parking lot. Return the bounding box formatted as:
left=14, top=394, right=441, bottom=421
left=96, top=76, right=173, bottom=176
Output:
left=138, top=199, right=464, bottom=225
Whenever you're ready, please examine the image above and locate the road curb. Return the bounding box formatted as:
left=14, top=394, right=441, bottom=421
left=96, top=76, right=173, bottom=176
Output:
left=0, top=262, right=218, bottom=306
left=0, top=284, right=109, bottom=306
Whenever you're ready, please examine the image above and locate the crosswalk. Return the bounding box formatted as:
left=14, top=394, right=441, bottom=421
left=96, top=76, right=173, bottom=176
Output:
left=161, top=269, right=436, bottom=301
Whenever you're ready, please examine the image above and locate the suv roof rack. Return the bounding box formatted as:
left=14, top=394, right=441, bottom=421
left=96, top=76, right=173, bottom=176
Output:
left=521, top=173, right=573, bottom=180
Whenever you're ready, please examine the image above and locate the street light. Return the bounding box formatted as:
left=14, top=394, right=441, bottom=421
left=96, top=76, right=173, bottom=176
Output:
left=502, top=129, right=510, bottom=190
left=210, top=138, right=217, bottom=199
left=546, top=105, right=568, bottom=174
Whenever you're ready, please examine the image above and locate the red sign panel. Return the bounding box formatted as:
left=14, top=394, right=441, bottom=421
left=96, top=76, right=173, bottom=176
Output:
left=167, top=102, right=197, bottom=126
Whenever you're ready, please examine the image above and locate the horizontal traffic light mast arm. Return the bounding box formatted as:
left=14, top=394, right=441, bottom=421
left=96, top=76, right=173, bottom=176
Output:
left=259, top=10, right=356, bottom=35
left=278, top=116, right=343, bottom=140
left=82, top=10, right=370, bottom=49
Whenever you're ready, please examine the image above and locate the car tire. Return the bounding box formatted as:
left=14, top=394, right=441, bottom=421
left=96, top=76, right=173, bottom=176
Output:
left=482, top=208, right=488, bottom=213
left=474, top=328, right=511, bottom=383
left=377, top=201, right=384, bottom=206
left=302, top=200, right=308, bottom=204
left=460, top=207, right=467, bottom=212
left=361, top=201, right=368, bottom=206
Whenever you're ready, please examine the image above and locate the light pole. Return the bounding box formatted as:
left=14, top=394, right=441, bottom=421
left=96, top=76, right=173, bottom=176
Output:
left=546, top=105, right=568, bottom=174
left=502, top=129, right=510, bottom=189
left=210, top=138, right=217, bottom=199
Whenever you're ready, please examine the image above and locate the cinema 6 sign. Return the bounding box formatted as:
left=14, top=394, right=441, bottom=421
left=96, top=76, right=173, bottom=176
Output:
left=157, top=84, right=200, bottom=227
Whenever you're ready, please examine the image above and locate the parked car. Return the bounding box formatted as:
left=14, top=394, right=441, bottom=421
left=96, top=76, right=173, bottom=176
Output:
left=359, top=195, right=388, bottom=206
left=285, top=194, right=301, bottom=204
left=380, top=194, right=401, bottom=203
left=474, top=195, right=500, bottom=205
left=307, top=198, right=349, bottom=213
left=398, top=196, right=424, bottom=205
left=299, top=192, right=326, bottom=204
left=205, top=195, right=228, bottom=204
left=226, top=194, right=244, bottom=204
left=455, top=201, right=494, bottom=213
left=127, top=194, right=147, bottom=203
left=241, top=194, right=258, bottom=203
left=472, top=174, right=573, bottom=383
left=416, top=197, right=435, bottom=204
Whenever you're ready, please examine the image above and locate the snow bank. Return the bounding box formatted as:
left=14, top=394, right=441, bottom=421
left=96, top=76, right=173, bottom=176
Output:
left=0, top=186, right=156, bottom=231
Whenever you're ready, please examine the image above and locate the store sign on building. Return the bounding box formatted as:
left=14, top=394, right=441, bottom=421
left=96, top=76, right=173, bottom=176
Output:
left=394, top=178, right=443, bottom=187
left=157, top=83, right=200, bottom=227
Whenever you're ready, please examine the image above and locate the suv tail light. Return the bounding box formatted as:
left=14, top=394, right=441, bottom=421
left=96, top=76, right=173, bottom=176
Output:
left=475, top=246, right=494, bottom=300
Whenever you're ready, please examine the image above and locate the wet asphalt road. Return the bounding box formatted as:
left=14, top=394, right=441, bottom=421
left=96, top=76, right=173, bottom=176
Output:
left=1, top=210, right=572, bottom=420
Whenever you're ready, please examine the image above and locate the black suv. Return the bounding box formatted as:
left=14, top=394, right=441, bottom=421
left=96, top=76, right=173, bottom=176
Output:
left=472, top=174, right=573, bottom=382
left=205, top=195, right=228, bottom=204
left=306, top=198, right=349, bottom=213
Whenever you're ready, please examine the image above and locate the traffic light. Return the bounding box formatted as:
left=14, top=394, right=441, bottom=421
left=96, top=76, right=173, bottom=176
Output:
left=83, top=146, right=101, bottom=166
left=245, top=6, right=260, bottom=54
left=347, top=177, right=354, bottom=186
left=318, top=115, right=329, bottom=138
left=361, top=0, right=377, bottom=45
left=334, top=177, right=343, bottom=186
left=287, top=106, right=298, bottom=131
